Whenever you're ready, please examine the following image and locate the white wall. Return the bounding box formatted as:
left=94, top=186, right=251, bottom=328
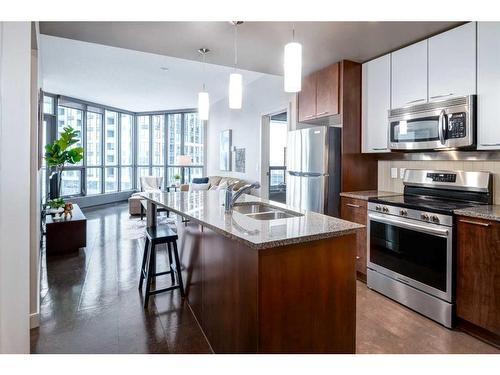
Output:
left=207, top=74, right=290, bottom=189
left=0, top=21, right=32, bottom=353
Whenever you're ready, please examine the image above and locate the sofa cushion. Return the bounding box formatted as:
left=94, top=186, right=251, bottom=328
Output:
left=189, top=182, right=210, bottom=191
left=192, top=177, right=209, bottom=184
left=208, top=176, right=222, bottom=187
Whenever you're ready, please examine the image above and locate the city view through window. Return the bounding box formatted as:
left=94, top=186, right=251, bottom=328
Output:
left=42, top=95, right=205, bottom=199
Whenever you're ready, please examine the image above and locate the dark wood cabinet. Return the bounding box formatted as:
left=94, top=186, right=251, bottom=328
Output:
left=340, top=197, right=367, bottom=280
left=298, top=72, right=317, bottom=122
left=298, top=62, right=339, bottom=122
left=456, top=215, right=500, bottom=345
left=316, top=63, right=339, bottom=117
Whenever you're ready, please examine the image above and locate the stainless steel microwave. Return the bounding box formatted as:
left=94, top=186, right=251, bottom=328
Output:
left=388, top=95, right=476, bottom=151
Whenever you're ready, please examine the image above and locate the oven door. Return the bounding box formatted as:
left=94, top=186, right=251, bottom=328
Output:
left=367, top=212, right=453, bottom=302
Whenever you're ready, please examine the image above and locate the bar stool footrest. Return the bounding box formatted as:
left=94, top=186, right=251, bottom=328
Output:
left=149, top=285, right=181, bottom=295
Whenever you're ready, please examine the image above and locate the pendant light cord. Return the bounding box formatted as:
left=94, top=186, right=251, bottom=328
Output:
left=234, top=23, right=238, bottom=68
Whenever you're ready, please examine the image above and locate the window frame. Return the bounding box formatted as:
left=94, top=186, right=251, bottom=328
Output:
left=42, top=92, right=205, bottom=201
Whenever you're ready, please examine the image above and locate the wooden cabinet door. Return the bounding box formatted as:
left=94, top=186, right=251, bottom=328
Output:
left=316, top=63, right=339, bottom=117
left=477, top=22, right=500, bottom=150
left=428, top=22, right=476, bottom=100
left=298, top=73, right=317, bottom=122
left=391, top=40, right=428, bottom=108
left=362, top=54, right=391, bottom=153
left=340, top=197, right=368, bottom=277
left=456, top=216, right=500, bottom=336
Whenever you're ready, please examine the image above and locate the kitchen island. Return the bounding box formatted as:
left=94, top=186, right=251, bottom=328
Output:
left=140, top=190, right=362, bottom=353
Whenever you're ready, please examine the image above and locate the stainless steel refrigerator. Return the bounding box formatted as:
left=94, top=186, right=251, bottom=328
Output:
left=286, top=126, right=341, bottom=216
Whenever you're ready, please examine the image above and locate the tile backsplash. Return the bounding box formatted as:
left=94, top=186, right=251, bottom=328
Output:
left=378, top=160, right=500, bottom=204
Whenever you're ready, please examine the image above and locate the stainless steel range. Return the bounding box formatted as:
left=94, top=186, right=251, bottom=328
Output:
left=367, top=169, right=492, bottom=327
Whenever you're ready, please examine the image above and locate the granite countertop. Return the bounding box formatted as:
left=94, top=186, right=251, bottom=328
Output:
left=139, top=191, right=363, bottom=250
left=340, top=190, right=400, bottom=201
left=454, top=205, right=500, bottom=222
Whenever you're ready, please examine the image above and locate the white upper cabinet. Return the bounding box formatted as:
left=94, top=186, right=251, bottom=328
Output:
left=362, top=54, right=391, bottom=153
left=391, top=40, right=428, bottom=109
left=477, top=22, right=500, bottom=150
left=428, top=22, right=476, bottom=101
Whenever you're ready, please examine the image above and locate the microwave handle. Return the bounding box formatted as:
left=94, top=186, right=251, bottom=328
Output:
left=438, top=109, right=447, bottom=145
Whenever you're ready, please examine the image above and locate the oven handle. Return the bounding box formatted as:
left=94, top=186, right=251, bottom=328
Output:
left=369, top=213, right=450, bottom=238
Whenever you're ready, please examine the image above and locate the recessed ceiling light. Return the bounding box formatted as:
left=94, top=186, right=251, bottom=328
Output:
left=160, top=67, right=169, bottom=71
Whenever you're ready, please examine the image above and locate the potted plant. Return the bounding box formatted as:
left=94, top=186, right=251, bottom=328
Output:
left=173, top=173, right=181, bottom=187
left=45, top=197, right=66, bottom=216
left=44, top=126, right=84, bottom=198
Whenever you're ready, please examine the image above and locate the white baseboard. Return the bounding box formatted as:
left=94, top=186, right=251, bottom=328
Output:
left=30, top=313, right=39, bottom=329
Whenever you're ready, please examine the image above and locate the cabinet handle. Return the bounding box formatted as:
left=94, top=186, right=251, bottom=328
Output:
left=317, top=111, right=329, bottom=116
left=346, top=203, right=361, bottom=208
left=372, top=147, right=388, bottom=151
left=304, top=114, right=314, bottom=119
left=459, top=219, right=491, bottom=227
left=356, top=256, right=361, bottom=260
left=430, top=93, right=454, bottom=100
left=480, top=143, right=500, bottom=147
left=406, top=98, right=426, bottom=104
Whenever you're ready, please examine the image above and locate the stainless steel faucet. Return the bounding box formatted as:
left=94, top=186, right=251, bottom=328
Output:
left=224, top=181, right=261, bottom=213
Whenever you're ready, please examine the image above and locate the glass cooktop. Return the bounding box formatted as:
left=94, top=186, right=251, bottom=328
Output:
left=369, top=194, right=483, bottom=215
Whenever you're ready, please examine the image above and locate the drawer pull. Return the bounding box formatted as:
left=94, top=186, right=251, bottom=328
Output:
left=356, top=256, right=361, bottom=260
left=371, top=147, right=388, bottom=151
left=480, top=143, right=500, bottom=147
left=459, top=219, right=491, bottom=227
left=346, top=203, right=361, bottom=208
left=317, top=111, right=329, bottom=116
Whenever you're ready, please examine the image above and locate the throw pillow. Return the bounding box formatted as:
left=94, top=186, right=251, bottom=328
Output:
left=192, top=177, right=209, bottom=184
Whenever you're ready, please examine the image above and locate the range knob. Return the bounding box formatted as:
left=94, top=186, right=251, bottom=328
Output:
left=431, top=215, right=440, bottom=223
left=382, top=206, right=389, bottom=213
left=375, top=205, right=382, bottom=211
left=421, top=213, right=430, bottom=221
left=399, top=209, right=408, bottom=216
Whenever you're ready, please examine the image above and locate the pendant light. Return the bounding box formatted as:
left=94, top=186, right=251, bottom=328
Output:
left=197, top=48, right=210, bottom=121
left=229, top=21, right=243, bottom=109
left=284, top=26, right=302, bottom=93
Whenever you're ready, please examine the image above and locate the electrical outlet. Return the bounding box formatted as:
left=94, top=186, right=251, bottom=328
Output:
left=400, top=168, right=406, bottom=179
left=390, top=167, right=398, bottom=179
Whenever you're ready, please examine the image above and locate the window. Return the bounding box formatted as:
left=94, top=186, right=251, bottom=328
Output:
left=60, top=170, right=81, bottom=196
left=42, top=95, right=205, bottom=199
left=86, top=168, right=102, bottom=195
left=137, top=116, right=150, bottom=166
left=184, top=113, right=204, bottom=166
left=86, top=112, right=102, bottom=166
left=121, top=114, right=133, bottom=166
left=105, top=111, right=118, bottom=166
left=43, top=95, right=54, bottom=115
left=105, top=167, right=118, bottom=192
left=152, top=115, right=165, bottom=165
left=120, top=167, right=133, bottom=191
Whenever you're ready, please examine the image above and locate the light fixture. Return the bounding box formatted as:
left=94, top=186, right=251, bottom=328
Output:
left=197, top=48, right=210, bottom=121
left=229, top=21, right=243, bottom=109
left=284, top=26, right=302, bottom=93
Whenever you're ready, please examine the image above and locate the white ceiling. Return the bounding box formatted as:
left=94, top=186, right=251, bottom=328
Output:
left=40, top=35, right=266, bottom=112
left=40, top=21, right=461, bottom=76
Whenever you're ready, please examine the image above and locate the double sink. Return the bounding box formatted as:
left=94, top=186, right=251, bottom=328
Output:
left=232, top=202, right=304, bottom=221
